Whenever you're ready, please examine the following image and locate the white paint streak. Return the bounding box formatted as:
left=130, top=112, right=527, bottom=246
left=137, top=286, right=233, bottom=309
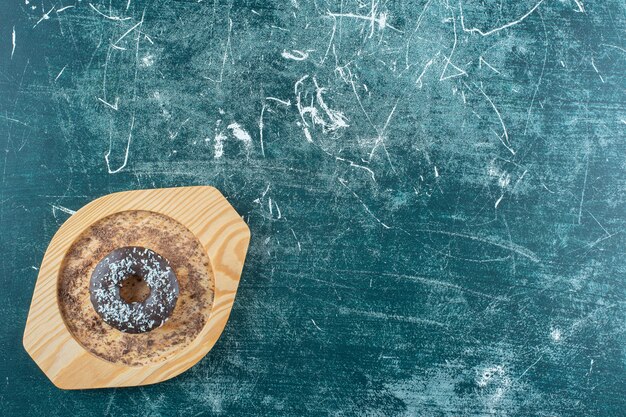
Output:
left=281, top=49, right=309, bottom=61
left=227, top=122, right=253, bottom=149
left=11, top=27, right=15, bottom=59
left=214, top=131, right=226, bottom=159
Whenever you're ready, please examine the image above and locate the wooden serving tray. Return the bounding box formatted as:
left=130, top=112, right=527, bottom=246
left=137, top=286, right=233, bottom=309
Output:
left=23, top=186, right=250, bottom=389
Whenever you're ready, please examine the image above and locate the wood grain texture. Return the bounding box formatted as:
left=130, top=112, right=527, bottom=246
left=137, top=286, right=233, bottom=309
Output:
left=23, top=186, right=250, bottom=389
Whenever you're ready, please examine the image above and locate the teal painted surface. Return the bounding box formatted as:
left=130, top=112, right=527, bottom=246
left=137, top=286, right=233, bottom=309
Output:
left=1, top=0, right=625, bottom=415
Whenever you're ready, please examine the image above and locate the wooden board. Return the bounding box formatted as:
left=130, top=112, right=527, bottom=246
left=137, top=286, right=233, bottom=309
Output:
left=23, top=186, right=250, bottom=389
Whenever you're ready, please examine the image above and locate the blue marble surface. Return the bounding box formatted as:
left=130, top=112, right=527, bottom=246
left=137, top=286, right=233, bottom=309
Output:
left=1, top=0, right=625, bottom=415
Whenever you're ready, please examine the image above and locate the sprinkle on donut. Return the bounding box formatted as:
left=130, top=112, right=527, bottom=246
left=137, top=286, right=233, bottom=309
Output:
left=89, top=246, right=179, bottom=334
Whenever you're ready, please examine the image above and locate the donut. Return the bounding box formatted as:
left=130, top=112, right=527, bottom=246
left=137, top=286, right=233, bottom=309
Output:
left=89, top=246, right=179, bottom=334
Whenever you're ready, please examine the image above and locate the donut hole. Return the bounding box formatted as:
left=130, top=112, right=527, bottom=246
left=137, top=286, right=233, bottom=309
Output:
left=119, top=275, right=151, bottom=304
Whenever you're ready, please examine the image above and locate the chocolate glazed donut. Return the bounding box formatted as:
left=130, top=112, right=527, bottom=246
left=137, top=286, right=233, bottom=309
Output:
left=89, top=246, right=179, bottom=334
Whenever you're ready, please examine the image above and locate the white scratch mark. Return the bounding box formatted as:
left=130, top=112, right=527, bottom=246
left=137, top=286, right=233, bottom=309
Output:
left=227, top=122, right=253, bottom=150
left=321, top=14, right=336, bottom=64
left=475, top=83, right=515, bottom=155
left=290, top=228, right=301, bottom=252
left=517, top=355, right=543, bottom=381
left=524, top=10, right=547, bottom=135
left=440, top=12, right=466, bottom=81
left=584, top=231, right=620, bottom=250
left=113, top=19, right=144, bottom=46
left=573, top=0, right=585, bottom=13
left=266, top=97, right=291, bottom=106
left=33, top=6, right=55, bottom=28
left=313, top=77, right=349, bottom=130
left=56, top=5, right=75, bottom=13
left=51, top=204, right=76, bottom=216
left=206, top=18, right=232, bottom=83
left=168, top=118, right=190, bottom=140
left=495, top=194, right=504, bottom=208
left=590, top=58, right=604, bottom=83
left=339, top=178, right=390, bottom=229
left=587, top=210, right=610, bottom=236
left=105, top=114, right=135, bottom=174
left=327, top=4, right=402, bottom=38
left=311, top=319, right=322, bottom=331
left=55, top=65, right=67, bottom=82
left=404, top=0, right=433, bottom=68
left=97, top=97, right=119, bottom=110
left=339, top=306, right=445, bottom=327
left=89, top=3, right=131, bottom=21
left=334, top=155, right=376, bottom=181
left=261, top=184, right=270, bottom=198
left=258, top=96, right=291, bottom=157
left=281, top=49, right=309, bottom=61
left=578, top=156, right=589, bottom=225
left=415, top=53, right=439, bottom=88
left=259, top=103, right=267, bottom=157
left=31, top=266, right=38, bottom=271
left=460, top=0, right=545, bottom=36
left=413, top=229, right=540, bottom=262
left=351, top=79, right=398, bottom=173
left=479, top=56, right=501, bottom=75
left=294, top=75, right=349, bottom=141
left=303, top=127, right=313, bottom=142
left=541, top=182, right=554, bottom=193
left=601, top=44, right=626, bottom=54
left=274, top=200, right=282, bottom=219
left=11, top=27, right=15, bottom=60
left=214, top=131, right=226, bottom=159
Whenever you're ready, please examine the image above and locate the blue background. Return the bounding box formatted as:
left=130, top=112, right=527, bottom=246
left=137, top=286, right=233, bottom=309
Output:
left=1, top=0, right=625, bottom=415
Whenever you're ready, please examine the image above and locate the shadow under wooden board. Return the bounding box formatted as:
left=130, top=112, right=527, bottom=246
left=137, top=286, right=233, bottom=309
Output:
left=23, top=186, right=250, bottom=389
